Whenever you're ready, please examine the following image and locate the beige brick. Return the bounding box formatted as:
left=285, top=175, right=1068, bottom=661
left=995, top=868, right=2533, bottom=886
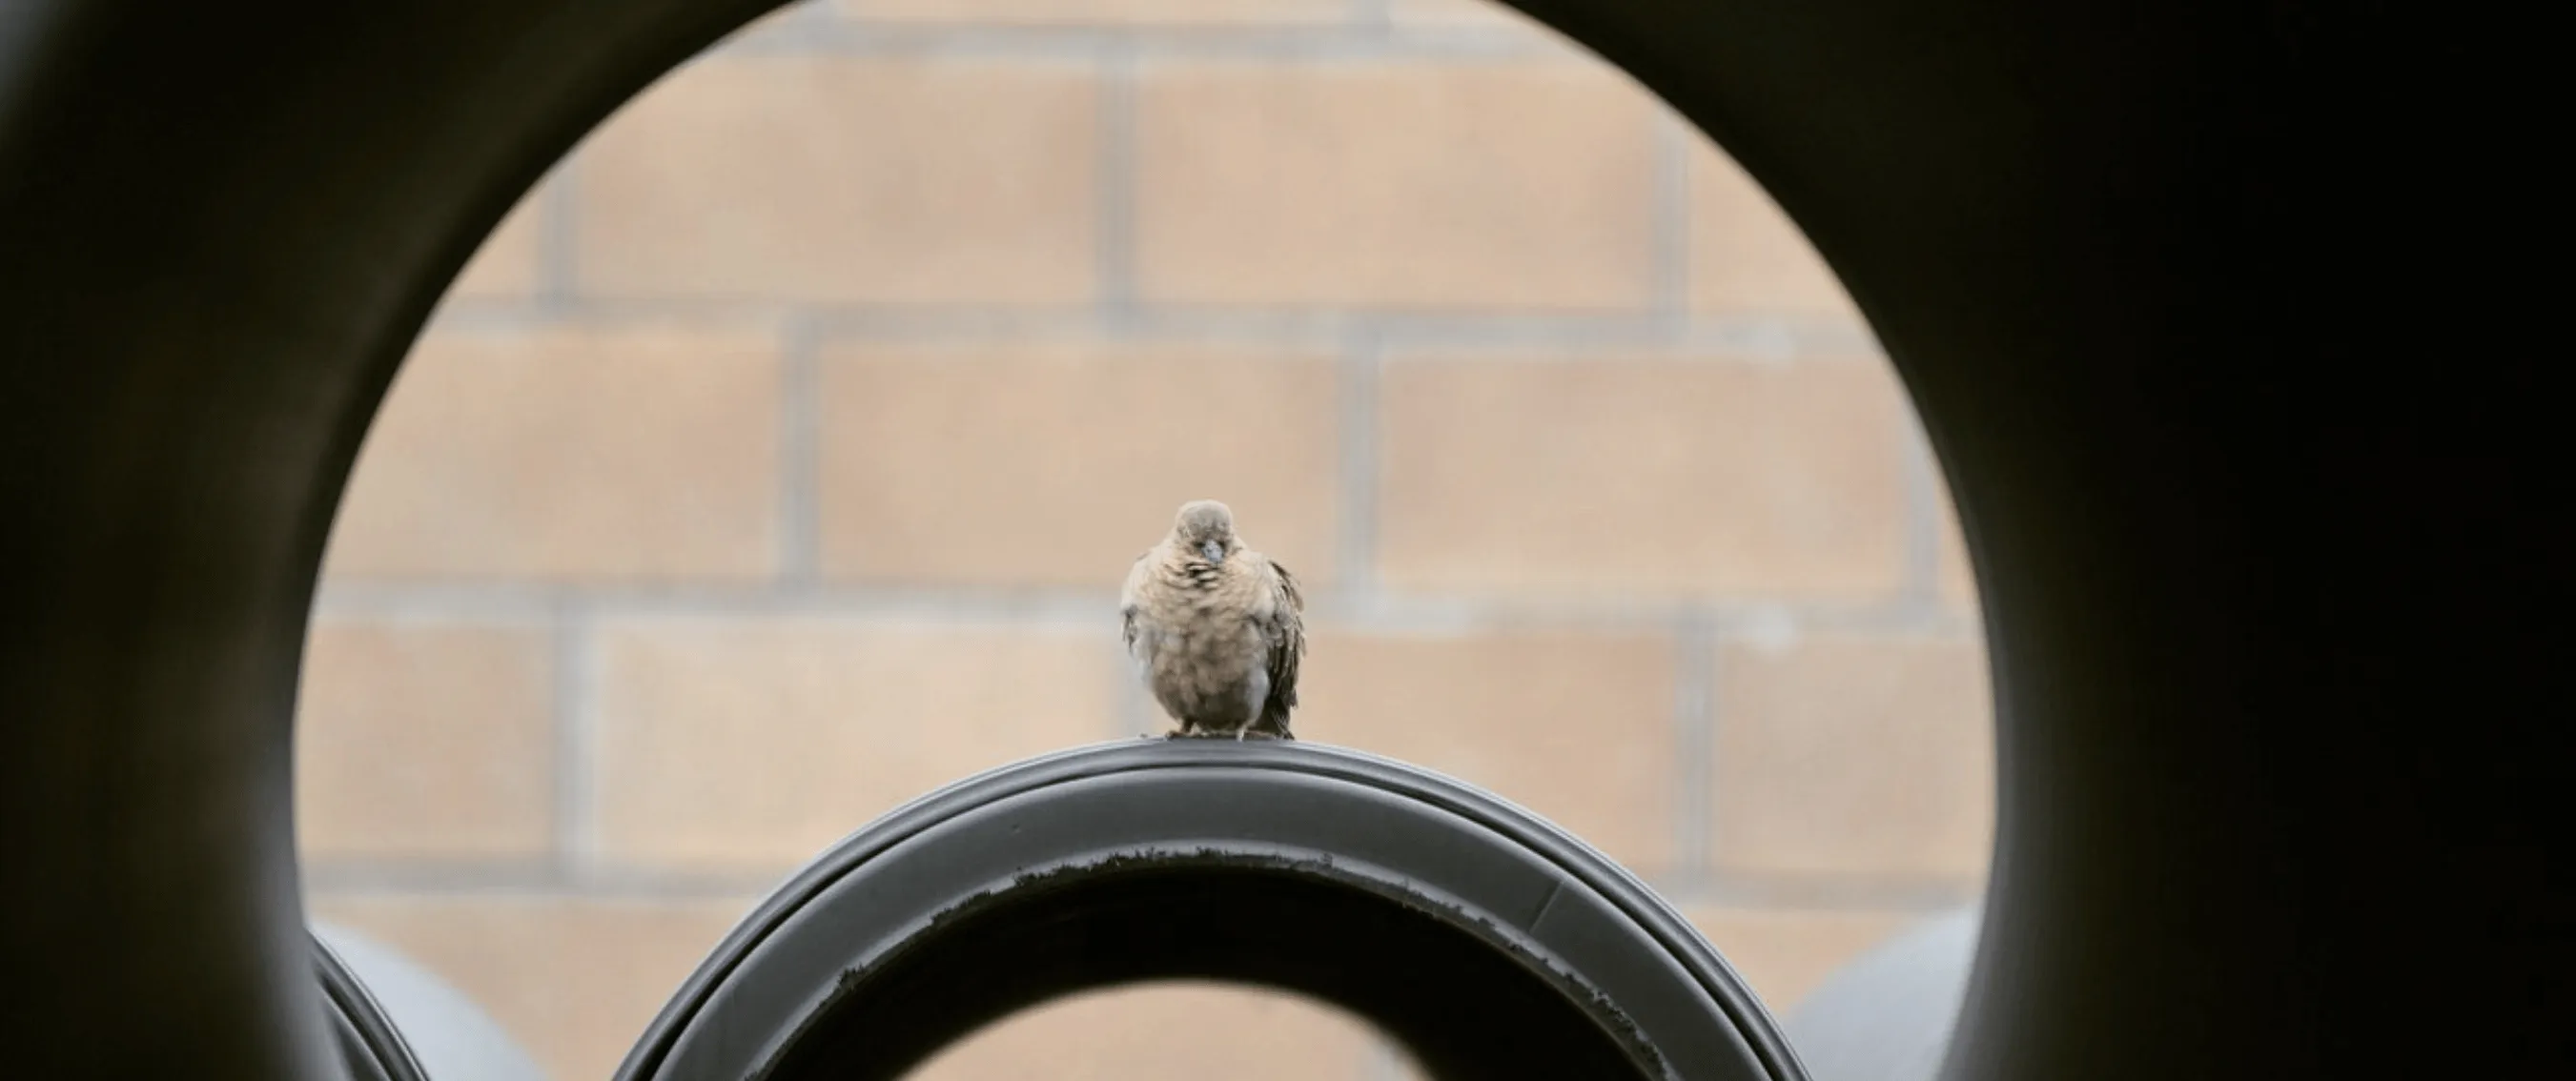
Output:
left=1682, top=907, right=1917, bottom=1011
left=595, top=618, right=1119, bottom=872
left=313, top=893, right=753, bottom=1081
left=295, top=620, right=554, bottom=861
left=914, top=982, right=1391, bottom=1080
left=817, top=339, right=1339, bottom=587
left=1711, top=632, right=1993, bottom=883
left=1297, top=629, right=1679, bottom=872
left=446, top=181, right=544, bottom=300
left=1135, top=60, right=1658, bottom=310
left=1378, top=352, right=1911, bottom=601
left=1687, top=139, right=1862, bottom=317
left=838, top=0, right=1346, bottom=25
left=574, top=55, right=1097, bottom=304
left=323, top=324, right=781, bottom=582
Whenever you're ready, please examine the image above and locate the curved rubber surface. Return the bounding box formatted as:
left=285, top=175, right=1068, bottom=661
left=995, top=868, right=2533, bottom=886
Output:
left=316, top=933, right=430, bottom=1081
left=0, top=1, right=2549, bottom=1078
left=617, top=741, right=1803, bottom=1081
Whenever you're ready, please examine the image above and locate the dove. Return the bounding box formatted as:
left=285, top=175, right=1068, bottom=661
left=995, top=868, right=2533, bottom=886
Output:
left=1120, top=500, right=1305, bottom=740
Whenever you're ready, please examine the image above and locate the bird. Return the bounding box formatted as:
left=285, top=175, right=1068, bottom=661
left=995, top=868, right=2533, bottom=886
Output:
left=1120, top=500, right=1305, bottom=741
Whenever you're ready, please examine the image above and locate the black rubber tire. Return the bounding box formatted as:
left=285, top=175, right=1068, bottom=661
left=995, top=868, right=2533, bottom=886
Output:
left=614, top=740, right=1806, bottom=1081
left=2, top=2, right=2549, bottom=1079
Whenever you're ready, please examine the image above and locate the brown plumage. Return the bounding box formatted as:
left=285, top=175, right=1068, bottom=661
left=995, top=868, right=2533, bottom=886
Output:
left=1120, top=500, right=1305, bottom=740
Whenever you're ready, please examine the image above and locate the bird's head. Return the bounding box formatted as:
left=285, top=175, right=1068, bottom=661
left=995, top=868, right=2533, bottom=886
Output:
left=1172, top=500, right=1237, bottom=564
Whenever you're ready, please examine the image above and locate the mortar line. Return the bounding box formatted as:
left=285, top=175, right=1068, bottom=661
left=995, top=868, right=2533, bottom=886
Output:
left=1651, top=109, right=1693, bottom=333
left=781, top=313, right=824, bottom=584
left=768, top=0, right=842, bottom=46
left=549, top=600, right=599, bottom=886
left=1673, top=612, right=1717, bottom=879
left=1642, top=867, right=1986, bottom=913
left=1337, top=327, right=1383, bottom=602
left=1098, top=42, right=1140, bottom=333
left=1353, top=0, right=1393, bottom=34
left=312, top=580, right=1985, bottom=637
left=536, top=154, right=581, bottom=314
left=421, top=298, right=1885, bottom=356
left=305, top=860, right=787, bottom=901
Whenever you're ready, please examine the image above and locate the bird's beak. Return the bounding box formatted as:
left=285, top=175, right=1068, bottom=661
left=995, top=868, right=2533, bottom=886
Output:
left=1199, top=540, right=1226, bottom=563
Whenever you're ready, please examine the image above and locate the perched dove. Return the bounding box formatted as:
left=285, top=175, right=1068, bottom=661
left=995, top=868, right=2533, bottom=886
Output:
left=1120, top=500, right=1306, bottom=740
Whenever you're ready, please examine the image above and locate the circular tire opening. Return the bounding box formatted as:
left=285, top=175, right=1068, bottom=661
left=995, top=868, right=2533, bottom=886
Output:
left=774, top=863, right=1649, bottom=1079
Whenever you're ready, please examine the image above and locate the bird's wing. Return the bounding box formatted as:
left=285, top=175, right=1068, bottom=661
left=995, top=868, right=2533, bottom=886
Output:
left=1260, top=559, right=1305, bottom=720
left=1118, top=550, right=1152, bottom=653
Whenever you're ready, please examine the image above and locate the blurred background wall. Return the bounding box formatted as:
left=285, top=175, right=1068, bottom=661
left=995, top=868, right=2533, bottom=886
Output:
left=294, top=1, right=1993, bottom=1076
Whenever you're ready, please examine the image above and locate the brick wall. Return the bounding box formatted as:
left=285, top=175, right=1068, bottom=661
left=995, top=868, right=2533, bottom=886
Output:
left=296, top=2, right=1992, bottom=1077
